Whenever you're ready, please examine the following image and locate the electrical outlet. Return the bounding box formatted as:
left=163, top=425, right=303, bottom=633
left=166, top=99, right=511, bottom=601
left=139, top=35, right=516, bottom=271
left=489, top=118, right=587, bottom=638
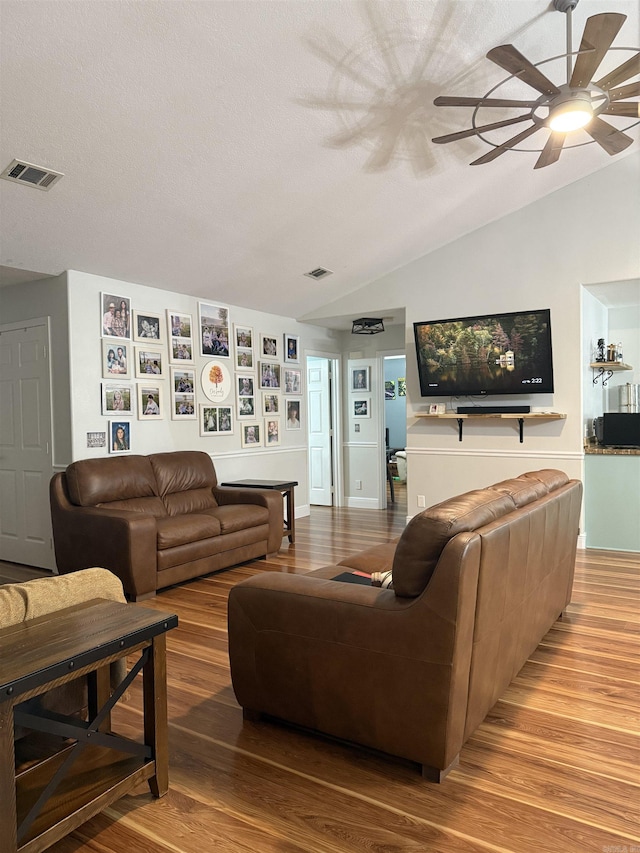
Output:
left=417, top=495, right=426, bottom=507
left=354, top=423, right=360, bottom=432
left=356, top=479, right=362, bottom=490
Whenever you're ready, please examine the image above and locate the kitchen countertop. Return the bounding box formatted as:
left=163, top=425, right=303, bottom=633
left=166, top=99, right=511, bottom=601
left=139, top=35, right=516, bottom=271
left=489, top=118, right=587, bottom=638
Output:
left=584, top=445, right=640, bottom=456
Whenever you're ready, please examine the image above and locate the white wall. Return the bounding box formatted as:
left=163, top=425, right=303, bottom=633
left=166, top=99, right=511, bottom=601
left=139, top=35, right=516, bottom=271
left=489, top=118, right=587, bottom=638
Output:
left=606, top=303, right=640, bottom=412
left=301, top=153, right=640, bottom=516
left=63, top=271, right=340, bottom=514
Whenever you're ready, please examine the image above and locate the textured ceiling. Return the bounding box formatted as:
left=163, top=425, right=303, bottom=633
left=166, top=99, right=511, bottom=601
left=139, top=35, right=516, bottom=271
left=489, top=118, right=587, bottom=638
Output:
left=1, top=0, right=638, bottom=325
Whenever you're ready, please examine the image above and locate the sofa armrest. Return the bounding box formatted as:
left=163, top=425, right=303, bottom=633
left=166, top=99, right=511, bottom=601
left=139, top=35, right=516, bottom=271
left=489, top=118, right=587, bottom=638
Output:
left=213, top=486, right=284, bottom=552
left=50, top=475, right=157, bottom=599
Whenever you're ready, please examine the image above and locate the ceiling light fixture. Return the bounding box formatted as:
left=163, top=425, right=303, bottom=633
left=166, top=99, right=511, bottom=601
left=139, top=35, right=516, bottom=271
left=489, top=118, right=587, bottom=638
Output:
left=548, top=91, right=594, bottom=131
left=352, top=318, right=385, bottom=335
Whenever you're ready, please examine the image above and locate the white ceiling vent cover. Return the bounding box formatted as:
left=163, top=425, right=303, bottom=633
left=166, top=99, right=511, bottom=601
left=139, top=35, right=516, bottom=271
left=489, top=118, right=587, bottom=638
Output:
left=1, top=159, right=64, bottom=191
left=304, top=267, right=334, bottom=280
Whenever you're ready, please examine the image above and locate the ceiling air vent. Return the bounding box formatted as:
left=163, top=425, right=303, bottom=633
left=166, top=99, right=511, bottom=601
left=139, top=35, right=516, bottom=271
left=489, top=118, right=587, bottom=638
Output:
left=1, top=159, right=64, bottom=191
left=304, top=267, right=334, bottom=280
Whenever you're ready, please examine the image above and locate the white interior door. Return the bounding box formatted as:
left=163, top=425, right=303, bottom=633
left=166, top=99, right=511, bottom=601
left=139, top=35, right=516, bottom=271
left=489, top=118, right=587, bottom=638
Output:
left=0, top=321, right=55, bottom=569
left=307, top=356, right=333, bottom=506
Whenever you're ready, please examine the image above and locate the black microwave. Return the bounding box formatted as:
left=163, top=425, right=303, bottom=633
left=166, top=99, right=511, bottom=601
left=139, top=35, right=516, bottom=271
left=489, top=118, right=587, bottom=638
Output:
left=594, top=413, right=640, bottom=448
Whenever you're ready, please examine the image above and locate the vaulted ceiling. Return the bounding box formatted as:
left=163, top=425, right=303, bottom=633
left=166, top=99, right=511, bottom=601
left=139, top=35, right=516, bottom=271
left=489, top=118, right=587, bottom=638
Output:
left=1, top=0, right=638, bottom=325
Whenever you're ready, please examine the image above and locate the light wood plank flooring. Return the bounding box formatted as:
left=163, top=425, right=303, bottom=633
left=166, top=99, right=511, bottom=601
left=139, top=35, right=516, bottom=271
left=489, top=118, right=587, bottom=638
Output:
left=2, top=505, right=639, bottom=853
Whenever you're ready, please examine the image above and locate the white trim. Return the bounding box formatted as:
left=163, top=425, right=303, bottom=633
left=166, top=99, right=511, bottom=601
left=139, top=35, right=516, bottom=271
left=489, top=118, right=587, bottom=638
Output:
left=405, top=447, right=583, bottom=461
left=577, top=533, right=586, bottom=550
left=346, top=496, right=380, bottom=509
left=205, top=446, right=306, bottom=461
left=343, top=441, right=378, bottom=448
left=295, top=504, right=311, bottom=519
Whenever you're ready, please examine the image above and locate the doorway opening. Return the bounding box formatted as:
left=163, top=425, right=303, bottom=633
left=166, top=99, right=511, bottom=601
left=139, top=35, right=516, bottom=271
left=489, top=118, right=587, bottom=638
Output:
left=306, top=354, right=342, bottom=507
left=383, top=353, right=407, bottom=509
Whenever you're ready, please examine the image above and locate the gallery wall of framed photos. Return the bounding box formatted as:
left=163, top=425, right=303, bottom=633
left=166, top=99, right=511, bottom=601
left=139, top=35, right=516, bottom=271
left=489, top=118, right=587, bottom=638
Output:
left=92, top=285, right=317, bottom=458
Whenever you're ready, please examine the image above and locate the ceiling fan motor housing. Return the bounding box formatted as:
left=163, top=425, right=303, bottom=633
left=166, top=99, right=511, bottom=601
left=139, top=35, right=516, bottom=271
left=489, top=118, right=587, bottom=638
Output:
left=553, top=0, right=579, bottom=13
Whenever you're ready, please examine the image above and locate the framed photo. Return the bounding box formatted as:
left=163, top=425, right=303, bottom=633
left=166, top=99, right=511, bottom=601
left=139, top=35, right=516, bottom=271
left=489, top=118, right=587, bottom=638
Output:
left=137, top=383, right=163, bottom=419
left=284, top=368, right=302, bottom=395
left=237, top=395, right=256, bottom=419
left=101, top=293, right=131, bottom=339
left=398, top=377, right=406, bottom=397
left=108, top=420, right=131, bottom=454
left=237, top=375, right=254, bottom=397
left=171, top=367, right=195, bottom=395
left=259, top=361, right=281, bottom=390
left=264, top=417, right=281, bottom=446
left=385, top=380, right=396, bottom=400
left=199, top=302, right=230, bottom=358
left=284, top=333, right=300, bottom=363
left=262, top=392, right=280, bottom=416
left=285, top=398, right=301, bottom=430
left=133, top=310, right=163, bottom=343
left=169, top=337, right=194, bottom=364
left=234, top=324, right=254, bottom=352
left=101, top=382, right=133, bottom=416
left=260, top=333, right=279, bottom=360
left=236, top=349, right=254, bottom=370
left=135, top=346, right=164, bottom=378
left=351, top=367, right=370, bottom=392
left=353, top=398, right=370, bottom=417
left=172, top=393, right=196, bottom=419
left=102, top=340, right=131, bottom=379
left=200, top=360, right=231, bottom=402
left=167, top=310, right=192, bottom=339
left=199, top=405, right=234, bottom=436
left=241, top=422, right=262, bottom=448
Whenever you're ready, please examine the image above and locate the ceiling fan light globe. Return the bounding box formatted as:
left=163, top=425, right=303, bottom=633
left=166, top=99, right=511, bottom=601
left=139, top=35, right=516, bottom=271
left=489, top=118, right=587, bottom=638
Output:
left=549, top=103, right=593, bottom=131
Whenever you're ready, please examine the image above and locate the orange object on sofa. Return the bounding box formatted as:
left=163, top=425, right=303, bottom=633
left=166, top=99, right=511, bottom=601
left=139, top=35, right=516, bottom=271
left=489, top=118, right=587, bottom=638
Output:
left=228, top=469, right=582, bottom=781
left=50, top=451, right=284, bottom=600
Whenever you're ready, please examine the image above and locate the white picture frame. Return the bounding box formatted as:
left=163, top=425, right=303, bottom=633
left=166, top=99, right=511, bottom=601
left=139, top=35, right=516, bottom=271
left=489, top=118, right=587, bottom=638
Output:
left=262, top=392, right=280, bottom=416
left=236, top=349, right=254, bottom=370
left=285, top=398, right=301, bottom=430
left=199, top=404, right=234, bottom=436
left=241, top=421, right=262, bottom=447
left=172, top=392, right=196, bottom=420
left=351, top=367, right=370, bottom=392
left=353, top=398, right=370, bottom=417
left=259, top=361, right=281, bottom=390
left=284, top=333, right=300, bottom=363
left=101, top=382, right=133, bottom=416
left=259, top=333, right=279, bottom=360
left=200, top=360, right=232, bottom=402
left=135, top=346, right=165, bottom=378
left=102, top=340, right=131, bottom=379
left=171, top=367, right=195, bottom=395
left=234, top=324, right=254, bottom=352
left=137, top=383, right=163, bottom=419
left=101, top=292, right=131, bottom=340
left=283, top=368, right=302, bottom=395
left=237, top=395, right=256, bottom=419
left=199, top=302, right=230, bottom=358
left=133, top=310, right=163, bottom=343
left=264, top=417, right=281, bottom=446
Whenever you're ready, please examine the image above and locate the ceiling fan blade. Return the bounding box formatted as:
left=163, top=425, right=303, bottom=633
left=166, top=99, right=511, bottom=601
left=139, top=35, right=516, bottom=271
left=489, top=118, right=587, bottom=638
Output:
left=609, top=81, right=640, bottom=102
left=432, top=114, right=531, bottom=145
left=595, top=51, right=640, bottom=90
left=470, top=123, right=542, bottom=165
left=586, top=116, right=635, bottom=155
left=434, top=96, right=539, bottom=108
left=602, top=102, right=640, bottom=118
left=534, top=132, right=566, bottom=169
left=487, top=45, right=560, bottom=97
left=570, top=13, right=626, bottom=89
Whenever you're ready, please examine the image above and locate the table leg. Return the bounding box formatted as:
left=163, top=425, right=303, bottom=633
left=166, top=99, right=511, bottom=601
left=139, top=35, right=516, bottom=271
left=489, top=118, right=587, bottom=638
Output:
left=284, top=487, right=295, bottom=544
left=0, top=701, right=18, bottom=853
left=143, top=634, right=169, bottom=797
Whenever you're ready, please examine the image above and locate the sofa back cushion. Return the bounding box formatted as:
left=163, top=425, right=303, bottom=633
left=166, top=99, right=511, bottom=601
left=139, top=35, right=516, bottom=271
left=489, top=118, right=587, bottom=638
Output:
left=149, top=450, right=218, bottom=517
left=392, top=489, right=516, bottom=598
left=65, top=455, right=159, bottom=507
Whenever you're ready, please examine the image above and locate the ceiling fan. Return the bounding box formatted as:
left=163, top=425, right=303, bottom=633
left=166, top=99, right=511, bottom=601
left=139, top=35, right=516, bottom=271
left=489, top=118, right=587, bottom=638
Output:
left=432, top=0, right=640, bottom=168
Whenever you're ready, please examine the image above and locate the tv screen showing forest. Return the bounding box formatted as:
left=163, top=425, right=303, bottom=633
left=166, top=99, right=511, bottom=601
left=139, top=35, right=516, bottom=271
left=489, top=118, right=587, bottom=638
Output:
left=413, top=308, right=554, bottom=397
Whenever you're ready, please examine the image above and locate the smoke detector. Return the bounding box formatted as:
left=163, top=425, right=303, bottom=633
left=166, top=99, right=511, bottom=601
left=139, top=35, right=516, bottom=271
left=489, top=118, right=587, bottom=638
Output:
left=1, top=159, right=64, bottom=191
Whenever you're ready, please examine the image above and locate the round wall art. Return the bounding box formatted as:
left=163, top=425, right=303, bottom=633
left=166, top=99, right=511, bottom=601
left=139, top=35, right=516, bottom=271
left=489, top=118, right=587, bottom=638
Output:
left=200, top=360, right=232, bottom=402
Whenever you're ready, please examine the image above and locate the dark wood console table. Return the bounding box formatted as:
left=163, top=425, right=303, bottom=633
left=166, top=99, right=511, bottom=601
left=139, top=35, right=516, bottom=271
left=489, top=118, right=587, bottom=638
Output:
left=221, top=479, right=298, bottom=544
left=0, top=598, right=178, bottom=853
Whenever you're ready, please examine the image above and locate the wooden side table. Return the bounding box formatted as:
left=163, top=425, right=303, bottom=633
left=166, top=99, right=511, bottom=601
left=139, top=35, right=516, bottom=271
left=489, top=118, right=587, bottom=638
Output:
left=0, top=598, right=178, bottom=853
left=221, top=479, right=298, bottom=543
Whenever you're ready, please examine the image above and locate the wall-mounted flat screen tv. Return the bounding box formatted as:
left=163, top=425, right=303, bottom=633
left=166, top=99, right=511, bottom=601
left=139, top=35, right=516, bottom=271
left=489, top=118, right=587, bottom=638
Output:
left=413, top=308, right=554, bottom=397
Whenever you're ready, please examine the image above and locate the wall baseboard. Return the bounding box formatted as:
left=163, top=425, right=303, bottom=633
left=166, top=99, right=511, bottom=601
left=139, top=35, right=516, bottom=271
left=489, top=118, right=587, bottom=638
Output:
left=577, top=533, right=586, bottom=550
left=346, top=497, right=380, bottom=510
left=295, top=504, right=310, bottom=518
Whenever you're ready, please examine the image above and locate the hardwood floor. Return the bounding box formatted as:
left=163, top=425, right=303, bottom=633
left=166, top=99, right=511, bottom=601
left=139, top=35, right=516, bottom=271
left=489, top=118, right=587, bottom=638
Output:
left=3, top=504, right=639, bottom=853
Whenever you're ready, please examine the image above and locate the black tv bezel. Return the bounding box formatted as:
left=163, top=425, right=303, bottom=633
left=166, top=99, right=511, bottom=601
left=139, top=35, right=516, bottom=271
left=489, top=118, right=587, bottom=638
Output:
left=413, top=307, right=554, bottom=398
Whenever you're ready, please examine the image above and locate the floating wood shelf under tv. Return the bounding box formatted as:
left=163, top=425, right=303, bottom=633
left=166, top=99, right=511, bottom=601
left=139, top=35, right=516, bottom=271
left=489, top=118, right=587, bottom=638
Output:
left=415, top=411, right=566, bottom=443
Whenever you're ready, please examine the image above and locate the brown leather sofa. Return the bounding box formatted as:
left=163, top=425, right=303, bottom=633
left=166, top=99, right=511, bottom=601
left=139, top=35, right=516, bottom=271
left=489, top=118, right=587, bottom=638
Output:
left=50, top=451, right=283, bottom=600
left=228, top=469, right=582, bottom=781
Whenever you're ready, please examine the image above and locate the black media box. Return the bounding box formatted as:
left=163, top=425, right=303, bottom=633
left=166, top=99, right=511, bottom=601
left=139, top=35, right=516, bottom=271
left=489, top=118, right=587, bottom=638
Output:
left=596, top=413, right=640, bottom=448
left=457, top=405, right=531, bottom=415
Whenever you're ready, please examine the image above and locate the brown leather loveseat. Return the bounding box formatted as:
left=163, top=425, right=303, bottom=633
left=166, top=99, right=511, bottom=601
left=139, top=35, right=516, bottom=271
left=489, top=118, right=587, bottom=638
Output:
left=228, top=469, right=582, bottom=781
left=51, top=451, right=283, bottom=600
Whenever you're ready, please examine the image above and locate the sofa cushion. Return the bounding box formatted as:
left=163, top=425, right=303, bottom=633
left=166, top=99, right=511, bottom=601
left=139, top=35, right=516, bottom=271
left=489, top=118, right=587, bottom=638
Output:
left=337, top=540, right=399, bottom=575
left=520, top=468, right=569, bottom=492
left=65, top=455, right=158, bottom=506
left=96, top=495, right=167, bottom=516
left=487, top=477, right=548, bottom=507
left=204, top=504, right=270, bottom=534
left=391, top=489, right=516, bottom=598
left=156, top=514, right=221, bottom=550
left=163, top=488, right=219, bottom=517
left=149, top=451, right=219, bottom=516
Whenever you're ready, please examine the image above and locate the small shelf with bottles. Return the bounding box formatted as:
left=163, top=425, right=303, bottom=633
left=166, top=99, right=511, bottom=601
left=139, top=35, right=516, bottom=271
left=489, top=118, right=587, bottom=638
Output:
left=590, top=362, right=633, bottom=386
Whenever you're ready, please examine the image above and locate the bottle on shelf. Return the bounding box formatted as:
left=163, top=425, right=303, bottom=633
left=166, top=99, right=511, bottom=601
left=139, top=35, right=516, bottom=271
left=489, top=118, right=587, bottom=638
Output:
left=617, top=342, right=623, bottom=363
